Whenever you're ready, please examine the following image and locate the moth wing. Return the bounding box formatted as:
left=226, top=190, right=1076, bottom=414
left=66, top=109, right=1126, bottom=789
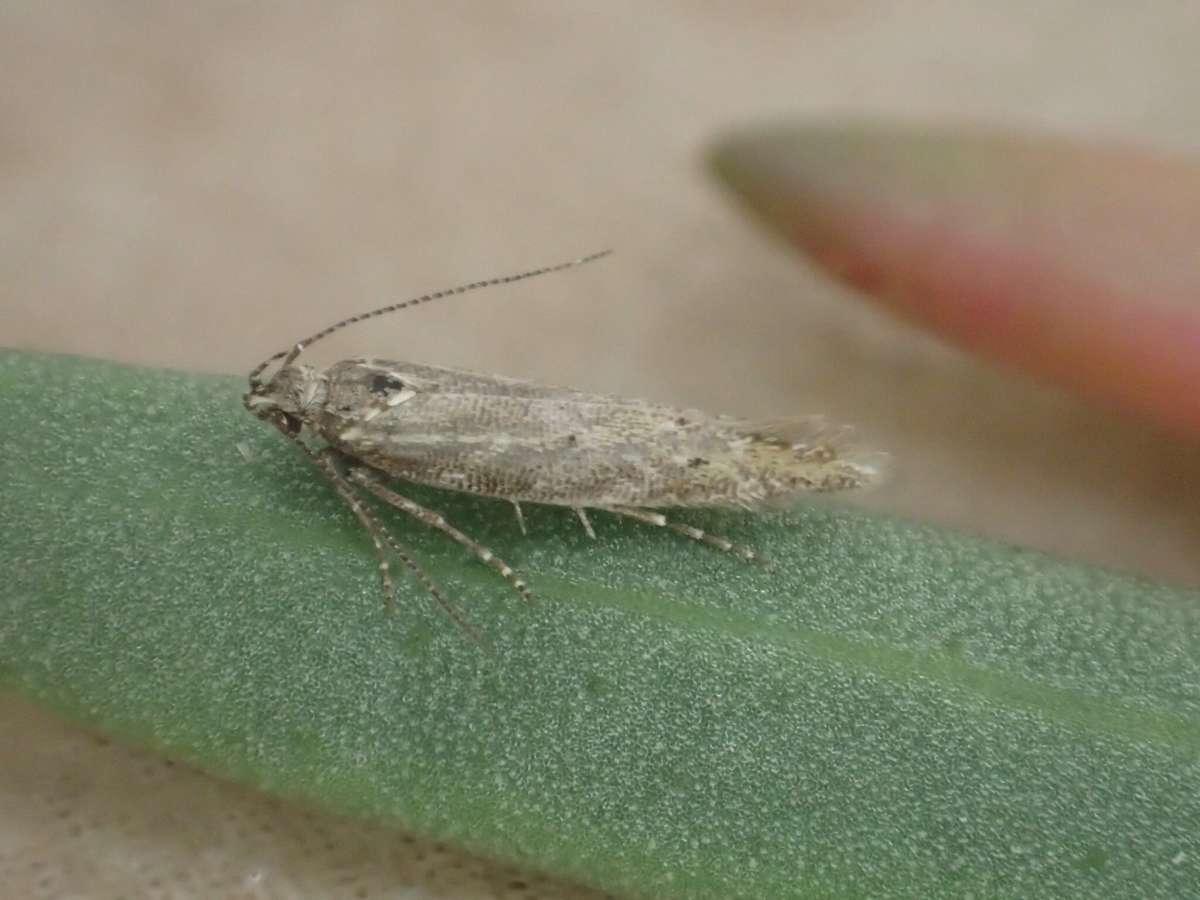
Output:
left=741, top=415, right=889, bottom=485
left=346, top=358, right=599, bottom=400
left=742, top=414, right=844, bottom=447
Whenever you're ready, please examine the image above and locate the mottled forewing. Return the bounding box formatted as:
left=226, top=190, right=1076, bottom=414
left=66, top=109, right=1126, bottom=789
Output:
left=317, top=359, right=880, bottom=508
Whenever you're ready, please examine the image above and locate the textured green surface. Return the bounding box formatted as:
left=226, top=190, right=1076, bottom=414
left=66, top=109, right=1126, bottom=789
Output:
left=2, top=349, right=1199, bottom=899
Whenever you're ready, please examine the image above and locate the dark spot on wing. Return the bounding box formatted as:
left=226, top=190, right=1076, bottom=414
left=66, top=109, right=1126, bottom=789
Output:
left=370, top=373, right=405, bottom=395
left=688, top=456, right=708, bottom=468
left=566, top=434, right=578, bottom=447
left=750, top=431, right=789, bottom=448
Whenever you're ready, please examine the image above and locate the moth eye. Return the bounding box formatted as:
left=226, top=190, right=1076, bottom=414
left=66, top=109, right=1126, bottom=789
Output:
left=370, top=373, right=405, bottom=395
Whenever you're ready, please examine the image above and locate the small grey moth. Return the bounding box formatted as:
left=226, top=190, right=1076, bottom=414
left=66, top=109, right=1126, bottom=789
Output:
left=244, top=252, right=884, bottom=633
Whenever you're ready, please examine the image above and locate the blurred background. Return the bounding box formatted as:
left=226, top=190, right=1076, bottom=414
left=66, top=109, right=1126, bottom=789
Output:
left=4, top=3, right=1200, bottom=897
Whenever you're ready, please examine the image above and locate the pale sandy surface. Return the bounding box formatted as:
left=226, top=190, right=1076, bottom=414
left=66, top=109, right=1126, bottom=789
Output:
left=4, top=3, right=1200, bottom=898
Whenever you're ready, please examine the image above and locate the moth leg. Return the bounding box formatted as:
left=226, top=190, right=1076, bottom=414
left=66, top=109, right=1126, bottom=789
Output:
left=348, top=467, right=534, bottom=602
left=375, top=529, right=483, bottom=644
left=573, top=507, right=597, bottom=539
left=511, top=500, right=527, bottom=536
left=311, top=450, right=479, bottom=636
left=605, top=506, right=765, bottom=565
left=308, top=448, right=397, bottom=609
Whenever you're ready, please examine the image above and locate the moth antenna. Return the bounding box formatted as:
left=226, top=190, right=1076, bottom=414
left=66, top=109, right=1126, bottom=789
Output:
left=248, top=249, right=612, bottom=386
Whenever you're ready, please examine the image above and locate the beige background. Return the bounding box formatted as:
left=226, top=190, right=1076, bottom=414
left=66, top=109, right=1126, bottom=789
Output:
left=4, top=3, right=1200, bottom=897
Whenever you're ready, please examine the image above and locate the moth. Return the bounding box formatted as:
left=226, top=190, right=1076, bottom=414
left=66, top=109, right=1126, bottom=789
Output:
left=244, top=252, right=883, bottom=631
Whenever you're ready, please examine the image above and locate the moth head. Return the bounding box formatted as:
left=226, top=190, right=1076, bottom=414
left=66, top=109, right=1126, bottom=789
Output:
left=243, top=364, right=327, bottom=434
